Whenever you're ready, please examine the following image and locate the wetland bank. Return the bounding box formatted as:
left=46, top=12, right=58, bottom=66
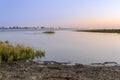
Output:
left=76, top=29, right=120, bottom=33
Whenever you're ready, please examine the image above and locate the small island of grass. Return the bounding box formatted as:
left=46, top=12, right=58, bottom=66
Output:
left=43, top=31, right=55, bottom=34
left=0, top=41, right=45, bottom=63
left=76, top=29, right=120, bottom=33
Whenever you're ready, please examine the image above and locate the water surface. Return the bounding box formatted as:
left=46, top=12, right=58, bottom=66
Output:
left=0, top=30, right=120, bottom=64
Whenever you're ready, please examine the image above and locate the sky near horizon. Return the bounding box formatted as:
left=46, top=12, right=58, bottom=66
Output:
left=0, top=0, right=120, bottom=28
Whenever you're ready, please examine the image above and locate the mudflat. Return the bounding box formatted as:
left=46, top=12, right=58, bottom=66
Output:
left=0, top=61, right=120, bottom=80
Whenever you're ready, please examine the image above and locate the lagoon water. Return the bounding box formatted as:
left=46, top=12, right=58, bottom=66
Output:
left=0, top=30, right=120, bottom=64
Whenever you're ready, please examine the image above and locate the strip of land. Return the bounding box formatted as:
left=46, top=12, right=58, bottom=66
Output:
left=76, top=29, right=120, bottom=33
left=0, top=61, right=120, bottom=80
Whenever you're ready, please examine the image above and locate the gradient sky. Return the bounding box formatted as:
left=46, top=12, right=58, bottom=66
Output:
left=0, top=0, right=120, bottom=28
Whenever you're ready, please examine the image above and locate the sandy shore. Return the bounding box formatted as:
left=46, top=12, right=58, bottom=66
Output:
left=0, top=61, right=120, bottom=80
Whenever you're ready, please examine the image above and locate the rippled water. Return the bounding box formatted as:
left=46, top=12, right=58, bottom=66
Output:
left=0, top=30, right=120, bottom=64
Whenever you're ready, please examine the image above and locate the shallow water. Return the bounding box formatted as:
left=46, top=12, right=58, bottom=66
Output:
left=0, top=30, right=120, bottom=64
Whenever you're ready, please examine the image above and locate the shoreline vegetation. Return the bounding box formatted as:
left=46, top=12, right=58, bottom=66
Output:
left=43, top=31, right=55, bottom=34
left=76, top=29, right=120, bottom=33
left=0, top=40, right=45, bottom=63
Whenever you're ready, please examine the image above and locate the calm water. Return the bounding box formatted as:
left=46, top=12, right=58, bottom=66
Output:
left=0, top=30, right=120, bottom=64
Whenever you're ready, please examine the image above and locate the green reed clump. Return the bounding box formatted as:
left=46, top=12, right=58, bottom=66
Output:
left=0, top=41, right=45, bottom=63
left=43, top=31, right=55, bottom=34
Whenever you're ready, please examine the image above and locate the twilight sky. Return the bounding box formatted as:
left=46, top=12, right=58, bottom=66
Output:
left=0, top=0, right=120, bottom=28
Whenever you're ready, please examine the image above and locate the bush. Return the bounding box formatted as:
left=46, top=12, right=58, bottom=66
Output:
left=43, top=31, right=55, bottom=34
left=0, top=41, right=45, bottom=63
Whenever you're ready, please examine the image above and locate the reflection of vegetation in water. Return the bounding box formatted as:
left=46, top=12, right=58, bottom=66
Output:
left=0, top=41, right=45, bottom=63
left=76, top=29, right=120, bottom=33
left=43, top=31, right=55, bottom=34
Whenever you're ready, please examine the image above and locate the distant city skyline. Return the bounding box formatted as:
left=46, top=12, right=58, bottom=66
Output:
left=0, top=0, right=120, bottom=28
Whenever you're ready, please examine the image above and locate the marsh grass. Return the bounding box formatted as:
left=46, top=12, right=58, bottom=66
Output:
left=0, top=41, right=45, bottom=63
left=76, top=29, right=120, bottom=33
left=43, top=31, right=55, bottom=34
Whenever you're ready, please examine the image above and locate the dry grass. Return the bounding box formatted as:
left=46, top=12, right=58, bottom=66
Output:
left=0, top=41, right=45, bottom=63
